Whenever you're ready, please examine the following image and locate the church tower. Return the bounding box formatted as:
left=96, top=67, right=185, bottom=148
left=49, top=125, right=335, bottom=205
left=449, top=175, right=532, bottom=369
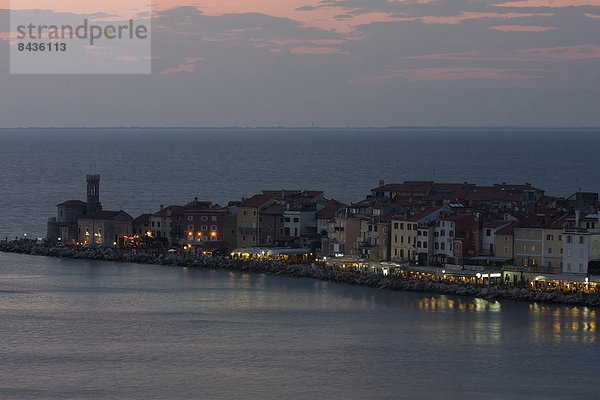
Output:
left=86, top=174, right=102, bottom=213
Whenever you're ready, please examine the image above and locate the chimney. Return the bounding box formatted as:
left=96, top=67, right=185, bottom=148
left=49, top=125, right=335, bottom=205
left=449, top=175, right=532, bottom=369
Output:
left=575, top=209, right=581, bottom=228
left=160, top=204, right=164, bottom=211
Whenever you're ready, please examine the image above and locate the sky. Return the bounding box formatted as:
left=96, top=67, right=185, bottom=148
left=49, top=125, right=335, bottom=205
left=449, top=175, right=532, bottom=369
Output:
left=1, top=0, right=599, bottom=127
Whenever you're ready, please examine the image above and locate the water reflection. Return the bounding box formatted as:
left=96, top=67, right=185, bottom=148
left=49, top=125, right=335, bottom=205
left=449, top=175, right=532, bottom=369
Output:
left=529, top=304, right=597, bottom=344
left=416, top=295, right=502, bottom=313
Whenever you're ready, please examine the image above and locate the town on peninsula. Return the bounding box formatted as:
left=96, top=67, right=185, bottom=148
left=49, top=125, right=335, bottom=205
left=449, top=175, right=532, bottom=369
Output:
left=2, top=174, right=599, bottom=306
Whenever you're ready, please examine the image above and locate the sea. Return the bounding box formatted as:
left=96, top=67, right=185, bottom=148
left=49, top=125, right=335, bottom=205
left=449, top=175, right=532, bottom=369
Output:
left=0, top=128, right=599, bottom=399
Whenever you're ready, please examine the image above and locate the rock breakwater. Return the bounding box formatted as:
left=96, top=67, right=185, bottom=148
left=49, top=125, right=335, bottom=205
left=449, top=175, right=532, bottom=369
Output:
left=1, top=240, right=599, bottom=308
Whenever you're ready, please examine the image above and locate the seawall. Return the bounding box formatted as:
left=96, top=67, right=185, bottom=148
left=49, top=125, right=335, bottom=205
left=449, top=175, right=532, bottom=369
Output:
left=1, top=240, right=599, bottom=308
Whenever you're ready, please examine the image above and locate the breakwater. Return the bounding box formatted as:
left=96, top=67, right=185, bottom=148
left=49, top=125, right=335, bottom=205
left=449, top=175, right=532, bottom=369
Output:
left=1, top=240, right=599, bottom=308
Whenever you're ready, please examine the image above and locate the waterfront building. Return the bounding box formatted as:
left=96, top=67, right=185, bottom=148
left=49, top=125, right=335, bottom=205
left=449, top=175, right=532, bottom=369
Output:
left=494, top=222, right=516, bottom=261
left=390, top=207, right=449, bottom=262
left=149, top=205, right=185, bottom=247
left=562, top=211, right=600, bottom=274
left=513, top=213, right=567, bottom=274
left=77, top=210, right=133, bottom=246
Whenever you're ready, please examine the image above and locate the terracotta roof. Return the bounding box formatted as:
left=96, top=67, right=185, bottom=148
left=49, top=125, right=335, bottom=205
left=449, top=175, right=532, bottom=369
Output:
left=371, top=181, right=434, bottom=193
left=133, top=213, right=152, bottom=224
left=154, top=205, right=184, bottom=217
left=406, top=206, right=446, bottom=222
left=240, top=194, right=275, bottom=208
left=57, top=200, right=87, bottom=207
left=496, top=223, right=516, bottom=235
left=483, top=220, right=510, bottom=229
left=79, top=210, right=132, bottom=220
left=260, top=204, right=286, bottom=215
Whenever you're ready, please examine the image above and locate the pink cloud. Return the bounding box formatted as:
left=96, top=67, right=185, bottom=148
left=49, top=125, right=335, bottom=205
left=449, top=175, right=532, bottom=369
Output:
left=409, top=44, right=600, bottom=62
left=352, top=67, right=536, bottom=83
left=491, top=25, right=557, bottom=31
left=494, top=0, right=600, bottom=7
left=584, top=13, right=600, bottom=18
left=289, top=46, right=341, bottom=54
left=0, top=32, right=10, bottom=41
left=407, top=11, right=554, bottom=24
left=160, top=57, right=203, bottom=75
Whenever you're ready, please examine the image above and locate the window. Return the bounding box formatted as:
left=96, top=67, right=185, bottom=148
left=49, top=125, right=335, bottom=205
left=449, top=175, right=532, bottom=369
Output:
left=187, top=216, right=193, bottom=221
left=531, top=245, right=536, bottom=252
left=454, top=244, right=460, bottom=252
left=157, top=222, right=160, bottom=227
left=242, top=235, right=246, bottom=242
left=368, top=225, right=373, bottom=232
left=187, top=225, right=194, bottom=231
left=417, top=241, right=422, bottom=247
left=547, top=247, right=552, bottom=254
left=400, top=223, right=404, bottom=230
left=201, top=225, right=208, bottom=231
left=201, top=216, right=208, bottom=221
left=423, top=242, right=427, bottom=248
left=546, top=234, right=554, bottom=240
left=374, top=226, right=378, bottom=232
left=441, top=243, right=445, bottom=250
left=394, top=222, right=398, bottom=229
left=522, top=244, right=526, bottom=251
left=547, top=261, right=552, bottom=269
left=423, top=231, right=428, bottom=237
left=449, top=230, right=454, bottom=237
left=579, top=236, right=585, bottom=244
left=293, top=218, right=299, bottom=223
left=252, top=235, right=256, bottom=242
left=210, top=225, right=217, bottom=231
left=441, top=229, right=446, bottom=237
left=400, top=236, right=404, bottom=243
left=504, top=246, right=509, bottom=255
left=560, top=248, right=563, bottom=254
left=413, top=224, right=417, bottom=230
left=151, top=221, right=155, bottom=227
left=435, top=243, right=439, bottom=250
left=253, top=211, right=257, bottom=216
left=285, top=217, right=291, bottom=222
left=566, top=235, right=572, bottom=243
left=212, top=216, right=217, bottom=221
left=504, top=236, right=509, bottom=242
left=567, top=262, right=571, bottom=272
left=407, top=224, right=412, bottom=231
left=486, top=229, right=491, bottom=236
left=242, top=210, right=247, bottom=216
left=417, top=231, right=421, bottom=236
left=394, top=235, right=397, bottom=243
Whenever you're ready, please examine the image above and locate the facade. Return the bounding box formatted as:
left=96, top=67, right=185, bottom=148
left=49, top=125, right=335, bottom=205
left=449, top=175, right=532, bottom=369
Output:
left=78, top=210, right=133, bottom=246
left=390, top=207, right=449, bottom=262
left=182, top=206, right=226, bottom=250
left=494, top=223, right=515, bottom=260
left=237, top=194, right=277, bottom=247
left=149, top=205, right=184, bottom=247
left=481, top=221, right=512, bottom=256
left=47, top=200, right=88, bottom=243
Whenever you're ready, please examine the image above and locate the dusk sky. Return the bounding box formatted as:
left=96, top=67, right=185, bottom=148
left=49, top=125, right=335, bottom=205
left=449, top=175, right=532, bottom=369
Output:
left=1, top=0, right=599, bottom=127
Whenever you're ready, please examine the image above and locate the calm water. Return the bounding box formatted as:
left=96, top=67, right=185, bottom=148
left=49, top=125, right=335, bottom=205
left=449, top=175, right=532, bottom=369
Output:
left=0, top=252, right=598, bottom=400
left=1, top=127, right=600, bottom=238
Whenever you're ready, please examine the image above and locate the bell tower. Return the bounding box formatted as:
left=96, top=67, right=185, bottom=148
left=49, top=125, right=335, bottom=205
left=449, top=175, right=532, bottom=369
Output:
left=86, top=174, right=102, bottom=213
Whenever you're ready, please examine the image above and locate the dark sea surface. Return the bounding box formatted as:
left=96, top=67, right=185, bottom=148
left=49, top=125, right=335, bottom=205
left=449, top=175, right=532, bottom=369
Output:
left=1, top=129, right=599, bottom=399
left=0, top=252, right=598, bottom=400
left=0, top=127, right=599, bottom=239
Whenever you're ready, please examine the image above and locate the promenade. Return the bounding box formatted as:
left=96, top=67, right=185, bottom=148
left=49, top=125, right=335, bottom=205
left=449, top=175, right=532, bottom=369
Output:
left=2, top=239, right=599, bottom=308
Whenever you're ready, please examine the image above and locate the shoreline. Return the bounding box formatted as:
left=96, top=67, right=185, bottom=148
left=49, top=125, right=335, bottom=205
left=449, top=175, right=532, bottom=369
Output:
left=1, top=240, right=599, bottom=308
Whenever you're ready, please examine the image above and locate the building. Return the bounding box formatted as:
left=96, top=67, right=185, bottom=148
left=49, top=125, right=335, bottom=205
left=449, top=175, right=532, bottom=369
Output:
left=390, top=207, right=449, bottom=262
left=47, top=175, right=104, bottom=243
left=78, top=210, right=133, bottom=246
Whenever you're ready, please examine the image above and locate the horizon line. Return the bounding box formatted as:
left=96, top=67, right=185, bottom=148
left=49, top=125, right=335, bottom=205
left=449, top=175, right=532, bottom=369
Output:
left=1, top=125, right=599, bottom=130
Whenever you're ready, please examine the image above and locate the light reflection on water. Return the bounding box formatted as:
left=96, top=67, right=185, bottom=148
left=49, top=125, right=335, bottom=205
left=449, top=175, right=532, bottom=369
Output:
left=1, top=252, right=599, bottom=400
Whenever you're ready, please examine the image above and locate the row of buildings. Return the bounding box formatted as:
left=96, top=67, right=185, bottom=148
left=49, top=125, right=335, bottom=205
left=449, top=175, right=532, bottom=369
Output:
left=47, top=175, right=600, bottom=276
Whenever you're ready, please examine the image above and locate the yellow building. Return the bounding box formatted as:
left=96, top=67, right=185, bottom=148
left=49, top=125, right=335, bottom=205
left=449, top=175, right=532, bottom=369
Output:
left=390, top=207, right=448, bottom=262
left=513, top=214, right=567, bottom=273
left=236, top=194, right=276, bottom=247
left=494, top=223, right=515, bottom=260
